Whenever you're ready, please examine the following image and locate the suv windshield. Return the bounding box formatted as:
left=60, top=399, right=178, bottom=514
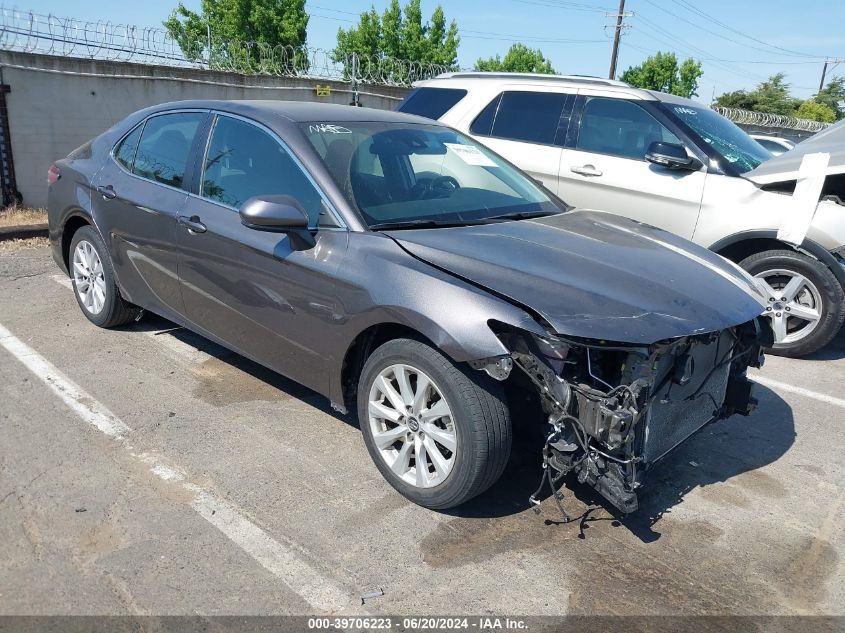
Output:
left=302, top=122, right=562, bottom=228
left=663, top=103, right=771, bottom=174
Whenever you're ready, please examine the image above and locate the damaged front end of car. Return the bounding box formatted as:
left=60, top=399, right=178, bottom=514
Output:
left=492, top=318, right=773, bottom=514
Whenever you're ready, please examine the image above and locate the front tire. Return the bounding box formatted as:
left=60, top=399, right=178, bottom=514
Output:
left=740, top=249, right=845, bottom=357
left=357, top=338, right=511, bottom=509
left=69, top=226, right=141, bottom=328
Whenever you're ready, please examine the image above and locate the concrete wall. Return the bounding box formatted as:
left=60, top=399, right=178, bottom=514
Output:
left=0, top=51, right=410, bottom=207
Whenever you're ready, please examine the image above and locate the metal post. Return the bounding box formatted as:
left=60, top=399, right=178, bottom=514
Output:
left=350, top=52, right=361, bottom=107
left=608, top=0, right=626, bottom=80
left=819, top=59, right=829, bottom=93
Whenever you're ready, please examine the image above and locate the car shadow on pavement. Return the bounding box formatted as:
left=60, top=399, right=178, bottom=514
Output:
left=126, top=316, right=796, bottom=544
left=126, top=315, right=353, bottom=423
left=442, top=385, right=796, bottom=544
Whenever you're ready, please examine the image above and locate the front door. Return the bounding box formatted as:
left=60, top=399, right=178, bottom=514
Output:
left=558, top=95, right=706, bottom=240
left=177, top=113, right=347, bottom=395
left=92, top=111, right=206, bottom=318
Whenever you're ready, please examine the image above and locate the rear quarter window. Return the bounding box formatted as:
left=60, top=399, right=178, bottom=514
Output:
left=397, top=87, right=467, bottom=120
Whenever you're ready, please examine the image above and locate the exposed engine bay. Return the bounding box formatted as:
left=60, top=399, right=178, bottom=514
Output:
left=493, top=318, right=772, bottom=514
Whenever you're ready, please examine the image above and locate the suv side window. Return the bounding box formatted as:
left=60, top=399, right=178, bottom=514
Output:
left=397, top=87, right=468, bottom=119
left=576, top=97, right=681, bottom=160
left=471, top=91, right=572, bottom=146
left=133, top=112, right=204, bottom=188
left=201, top=115, right=331, bottom=227
left=114, top=123, right=144, bottom=171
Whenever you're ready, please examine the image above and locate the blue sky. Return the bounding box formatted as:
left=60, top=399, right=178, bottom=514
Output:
left=21, top=0, right=845, bottom=101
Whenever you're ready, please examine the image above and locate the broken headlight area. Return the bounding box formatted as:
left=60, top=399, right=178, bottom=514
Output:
left=497, top=318, right=770, bottom=515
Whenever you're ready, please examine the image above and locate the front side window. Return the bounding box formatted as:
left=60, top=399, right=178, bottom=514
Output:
left=114, top=123, right=143, bottom=170
left=577, top=97, right=681, bottom=160
left=302, top=121, right=564, bottom=228
left=201, top=115, right=328, bottom=226
left=397, top=87, right=468, bottom=120
left=133, top=112, right=204, bottom=188
left=475, top=91, right=571, bottom=145
left=664, top=103, right=771, bottom=174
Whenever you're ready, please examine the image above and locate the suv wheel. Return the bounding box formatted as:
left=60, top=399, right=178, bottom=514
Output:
left=740, top=249, right=845, bottom=357
left=69, top=226, right=141, bottom=328
left=357, top=338, right=511, bottom=509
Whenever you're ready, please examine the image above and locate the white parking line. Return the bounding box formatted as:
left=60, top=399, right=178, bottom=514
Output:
left=751, top=375, right=845, bottom=409
left=0, top=321, right=351, bottom=613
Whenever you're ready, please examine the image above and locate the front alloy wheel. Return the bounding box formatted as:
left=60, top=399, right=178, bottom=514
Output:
left=740, top=249, right=845, bottom=357
left=358, top=338, right=511, bottom=509
left=754, top=269, right=822, bottom=345
left=368, top=363, right=457, bottom=488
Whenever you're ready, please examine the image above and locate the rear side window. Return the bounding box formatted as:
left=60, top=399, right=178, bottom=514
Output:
left=397, top=87, right=467, bottom=120
left=201, top=115, right=329, bottom=227
left=471, top=91, right=572, bottom=146
left=576, top=97, right=681, bottom=160
left=133, top=112, right=204, bottom=189
left=114, top=123, right=143, bottom=170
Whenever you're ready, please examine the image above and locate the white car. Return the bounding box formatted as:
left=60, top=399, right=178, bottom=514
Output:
left=398, top=73, right=845, bottom=357
left=751, top=134, right=796, bottom=156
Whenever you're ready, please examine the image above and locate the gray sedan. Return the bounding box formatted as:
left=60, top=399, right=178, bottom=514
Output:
left=48, top=101, right=771, bottom=513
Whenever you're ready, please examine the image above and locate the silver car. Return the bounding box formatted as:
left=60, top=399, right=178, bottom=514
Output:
left=400, top=73, right=845, bottom=357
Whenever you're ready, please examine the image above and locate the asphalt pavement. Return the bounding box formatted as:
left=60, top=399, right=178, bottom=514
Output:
left=1, top=244, right=843, bottom=618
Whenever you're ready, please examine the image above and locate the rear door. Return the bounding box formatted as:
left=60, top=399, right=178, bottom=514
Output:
left=176, top=113, right=348, bottom=395
left=558, top=93, right=705, bottom=239
left=92, top=110, right=207, bottom=317
left=464, top=89, right=575, bottom=195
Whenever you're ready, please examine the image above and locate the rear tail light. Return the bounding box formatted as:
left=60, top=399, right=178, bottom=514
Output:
left=47, top=164, right=61, bottom=185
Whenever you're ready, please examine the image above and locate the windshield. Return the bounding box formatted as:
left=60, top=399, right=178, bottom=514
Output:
left=663, top=103, right=772, bottom=174
left=301, top=121, right=562, bottom=228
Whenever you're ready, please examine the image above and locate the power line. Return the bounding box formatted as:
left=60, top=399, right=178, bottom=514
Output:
left=673, top=0, right=827, bottom=61
left=637, top=0, right=826, bottom=60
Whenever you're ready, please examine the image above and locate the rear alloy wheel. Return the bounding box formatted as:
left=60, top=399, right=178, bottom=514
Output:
left=69, top=226, right=141, bottom=328
left=740, top=249, right=845, bottom=357
left=358, top=338, right=511, bottom=509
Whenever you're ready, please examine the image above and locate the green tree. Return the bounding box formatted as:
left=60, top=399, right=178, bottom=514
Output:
left=334, top=0, right=459, bottom=71
left=163, top=0, right=308, bottom=68
left=619, top=52, right=703, bottom=98
left=815, top=76, right=845, bottom=120
left=795, top=99, right=837, bottom=123
left=474, top=43, right=555, bottom=74
left=751, top=73, right=801, bottom=115
left=714, top=73, right=802, bottom=115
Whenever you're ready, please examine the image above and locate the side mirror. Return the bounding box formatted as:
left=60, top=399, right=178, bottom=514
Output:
left=239, top=195, right=316, bottom=251
left=645, top=141, right=699, bottom=171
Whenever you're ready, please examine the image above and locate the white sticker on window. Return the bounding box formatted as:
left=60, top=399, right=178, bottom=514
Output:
left=308, top=124, right=352, bottom=134
left=444, top=143, right=497, bottom=167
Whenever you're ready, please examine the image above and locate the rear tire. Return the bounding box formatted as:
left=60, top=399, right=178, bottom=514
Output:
left=357, top=338, right=511, bottom=509
left=69, top=226, right=141, bottom=328
left=740, top=249, right=844, bottom=357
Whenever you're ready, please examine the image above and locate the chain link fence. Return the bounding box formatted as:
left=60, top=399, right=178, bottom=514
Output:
left=0, top=6, right=454, bottom=87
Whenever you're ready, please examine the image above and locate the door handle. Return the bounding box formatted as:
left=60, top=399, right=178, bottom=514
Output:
left=96, top=184, right=117, bottom=200
left=178, top=215, right=207, bottom=234
left=570, top=164, right=603, bottom=177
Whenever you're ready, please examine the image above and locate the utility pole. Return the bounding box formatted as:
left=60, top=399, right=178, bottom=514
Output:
left=607, top=0, right=632, bottom=80
left=819, top=58, right=845, bottom=92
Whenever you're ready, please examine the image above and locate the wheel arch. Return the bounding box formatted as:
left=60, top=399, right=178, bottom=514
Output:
left=60, top=212, right=94, bottom=273
left=710, top=230, right=845, bottom=288
left=337, top=322, right=445, bottom=415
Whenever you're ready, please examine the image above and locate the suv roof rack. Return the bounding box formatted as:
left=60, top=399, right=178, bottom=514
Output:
left=431, top=71, right=631, bottom=87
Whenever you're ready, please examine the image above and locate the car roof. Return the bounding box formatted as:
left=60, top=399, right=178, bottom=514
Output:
left=142, top=99, right=437, bottom=126
left=416, top=72, right=713, bottom=108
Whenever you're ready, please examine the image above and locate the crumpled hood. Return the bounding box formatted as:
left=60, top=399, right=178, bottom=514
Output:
left=746, top=119, right=845, bottom=184
left=386, top=210, right=767, bottom=344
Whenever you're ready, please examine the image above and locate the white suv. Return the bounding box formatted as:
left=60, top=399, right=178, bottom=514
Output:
left=398, top=72, right=845, bottom=357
